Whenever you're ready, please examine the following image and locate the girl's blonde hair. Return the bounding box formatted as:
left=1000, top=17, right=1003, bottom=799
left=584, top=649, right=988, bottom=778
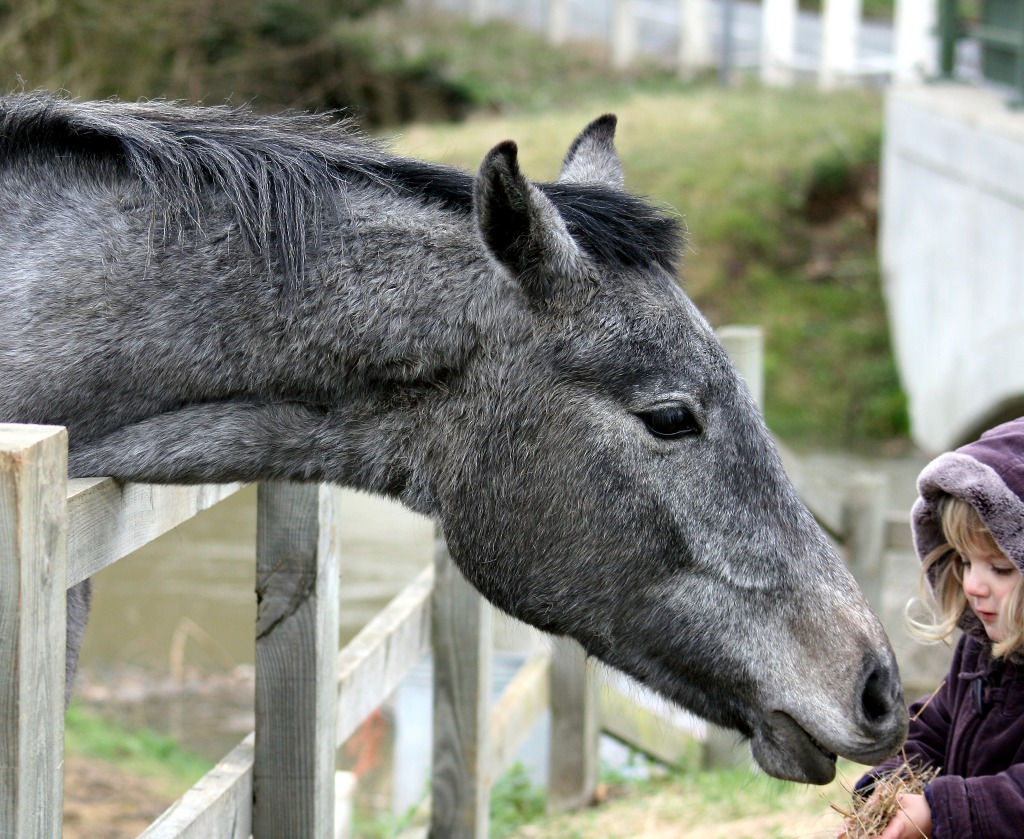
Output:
left=909, top=495, right=1024, bottom=658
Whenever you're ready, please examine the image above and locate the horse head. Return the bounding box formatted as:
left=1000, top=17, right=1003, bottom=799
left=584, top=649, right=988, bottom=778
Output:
left=421, top=116, right=907, bottom=784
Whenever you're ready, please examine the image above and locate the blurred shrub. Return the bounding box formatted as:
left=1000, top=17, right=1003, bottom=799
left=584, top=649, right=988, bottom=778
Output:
left=0, top=1, right=671, bottom=125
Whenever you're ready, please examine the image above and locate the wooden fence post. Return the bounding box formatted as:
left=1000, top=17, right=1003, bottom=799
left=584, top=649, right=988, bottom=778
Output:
left=431, top=533, right=492, bottom=839
left=820, top=0, right=863, bottom=88
left=678, top=0, right=713, bottom=80
left=0, top=424, right=68, bottom=839
left=760, top=0, right=797, bottom=86
left=718, top=325, right=765, bottom=414
left=842, top=473, right=888, bottom=615
left=611, top=0, right=637, bottom=70
left=253, top=483, right=341, bottom=839
left=547, top=639, right=599, bottom=812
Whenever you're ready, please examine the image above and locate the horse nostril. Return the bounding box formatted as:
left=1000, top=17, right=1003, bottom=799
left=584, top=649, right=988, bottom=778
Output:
left=862, top=669, right=889, bottom=722
left=860, top=657, right=901, bottom=725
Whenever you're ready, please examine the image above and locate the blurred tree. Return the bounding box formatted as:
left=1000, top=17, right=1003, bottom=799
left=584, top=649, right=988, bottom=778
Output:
left=0, top=0, right=414, bottom=119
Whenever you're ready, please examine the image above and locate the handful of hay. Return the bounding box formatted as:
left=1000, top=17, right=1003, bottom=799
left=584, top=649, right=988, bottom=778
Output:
left=836, top=759, right=939, bottom=839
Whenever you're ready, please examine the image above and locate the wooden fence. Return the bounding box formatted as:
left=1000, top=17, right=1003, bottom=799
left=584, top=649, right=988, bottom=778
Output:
left=0, top=326, right=913, bottom=839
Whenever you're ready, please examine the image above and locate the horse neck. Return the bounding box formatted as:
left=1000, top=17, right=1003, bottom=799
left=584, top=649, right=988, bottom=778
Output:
left=267, top=195, right=524, bottom=396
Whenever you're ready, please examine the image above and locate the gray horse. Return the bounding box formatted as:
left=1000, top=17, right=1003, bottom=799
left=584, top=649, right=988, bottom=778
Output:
left=0, top=92, right=906, bottom=783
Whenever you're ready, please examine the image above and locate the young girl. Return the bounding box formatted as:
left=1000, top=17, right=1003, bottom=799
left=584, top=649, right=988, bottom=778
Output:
left=842, top=417, right=1024, bottom=839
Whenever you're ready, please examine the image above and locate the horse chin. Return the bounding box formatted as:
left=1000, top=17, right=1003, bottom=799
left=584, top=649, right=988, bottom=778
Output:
left=750, top=711, right=837, bottom=785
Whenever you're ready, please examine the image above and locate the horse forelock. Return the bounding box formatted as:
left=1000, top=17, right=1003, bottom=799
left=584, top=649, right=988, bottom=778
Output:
left=540, top=183, right=684, bottom=274
left=0, top=92, right=683, bottom=287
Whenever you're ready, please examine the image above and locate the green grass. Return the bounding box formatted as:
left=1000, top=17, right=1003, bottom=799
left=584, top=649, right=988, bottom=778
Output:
left=332, top=10, right=681, bottom=116
left=65, top=703, right=213, bottom=796
left=392, top=85, right=907, bottom=450
left=497, top=758, right=873, bottom=838
left=491, top=762, right=549, bottom=838
left=0, top=3, right=679, bottom=122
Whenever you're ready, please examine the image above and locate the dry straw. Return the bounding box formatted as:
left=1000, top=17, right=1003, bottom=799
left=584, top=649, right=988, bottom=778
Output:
left=831, top=684, right=944, bottom=838
left=832, top=758, right=938, bottom=838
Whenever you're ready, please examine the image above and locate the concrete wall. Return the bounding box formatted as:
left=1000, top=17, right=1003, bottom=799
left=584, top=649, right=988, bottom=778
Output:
left=881, top=83, right=1024, bottom=454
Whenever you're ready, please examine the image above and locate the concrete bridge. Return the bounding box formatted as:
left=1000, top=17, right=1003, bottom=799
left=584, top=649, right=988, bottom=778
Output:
left=881, top=82, right=1024, bottom=454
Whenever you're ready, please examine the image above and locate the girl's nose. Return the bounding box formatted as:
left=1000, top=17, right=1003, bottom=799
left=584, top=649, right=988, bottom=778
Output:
left=963, top=566, right=989, bottom=597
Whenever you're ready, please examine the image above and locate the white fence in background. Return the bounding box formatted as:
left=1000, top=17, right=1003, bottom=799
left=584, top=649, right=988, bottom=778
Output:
left=408, top=0, right=938, bottom=88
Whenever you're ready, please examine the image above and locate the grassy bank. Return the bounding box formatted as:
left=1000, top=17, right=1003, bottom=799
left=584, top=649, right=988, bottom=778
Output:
left=391, top=85, right=905, bottom=450
left=65, top=704, right=212, bottom=798
left=1, top=4, right=676, bottom=124
left=501, top=758, right=870, bottom=839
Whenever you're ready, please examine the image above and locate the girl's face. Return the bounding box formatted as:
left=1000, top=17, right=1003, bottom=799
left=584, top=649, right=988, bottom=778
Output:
left=961, top=547, right=1021, bottom=643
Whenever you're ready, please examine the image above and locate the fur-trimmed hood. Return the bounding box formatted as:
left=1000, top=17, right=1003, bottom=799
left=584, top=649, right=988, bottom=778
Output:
left=912, top=417, right=1024, bottom=573
left=912, top=418, right=1024, bottom=641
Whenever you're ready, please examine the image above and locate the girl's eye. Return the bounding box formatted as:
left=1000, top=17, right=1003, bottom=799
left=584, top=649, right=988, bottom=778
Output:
left=637, top=405, right=700, bottom=440
left=994, top=566, right=1017, bottom=577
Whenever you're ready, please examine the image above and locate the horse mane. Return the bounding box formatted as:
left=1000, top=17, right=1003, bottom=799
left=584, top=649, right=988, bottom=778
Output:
left=0, top=92, right=683, bottom=290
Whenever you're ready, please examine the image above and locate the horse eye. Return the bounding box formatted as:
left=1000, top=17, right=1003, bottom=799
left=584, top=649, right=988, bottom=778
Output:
left=637, top=405, right=700, bottom=439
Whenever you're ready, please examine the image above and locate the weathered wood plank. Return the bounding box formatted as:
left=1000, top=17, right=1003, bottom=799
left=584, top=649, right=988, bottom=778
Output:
left=547, top=639, right=598, bottom=812
left=599, top=683, right=700, bottom=768
left=253, top=483, right=340, bottom=839
left=138, top=734, right=254, bottom=839
left=719, top=325, right=765, bottom=411
left=431, top=535, right=492, bottom=839
left=843, top=473, right=888, bottom=612
left=66, top=478, right=244, bottom=586
left=885, top=511, right=914, bottom=550
left=488, top=652, right=550, bottom=785
left=775, top=441, right=845, bottom=539
left=336, top=563, right=433, bottom=745
left=0, top=424, right=68, bottom=839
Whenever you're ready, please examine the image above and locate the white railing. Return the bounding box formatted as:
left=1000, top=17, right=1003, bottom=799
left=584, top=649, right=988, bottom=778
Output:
left=408, top=0, right=938, bottom=88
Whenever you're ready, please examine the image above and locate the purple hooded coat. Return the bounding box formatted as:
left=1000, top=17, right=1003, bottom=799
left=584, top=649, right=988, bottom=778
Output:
left=854, top=417, right=1024, bottom=838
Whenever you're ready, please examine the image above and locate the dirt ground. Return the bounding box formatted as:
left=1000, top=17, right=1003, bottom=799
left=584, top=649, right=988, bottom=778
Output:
left=63, top=755, right=175, bottom=839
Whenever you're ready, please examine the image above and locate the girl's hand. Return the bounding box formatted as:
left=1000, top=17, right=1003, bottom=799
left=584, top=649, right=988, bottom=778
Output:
left=835, top=793, right=933, bottom=839
left=877, top=794, right=933, bottom=839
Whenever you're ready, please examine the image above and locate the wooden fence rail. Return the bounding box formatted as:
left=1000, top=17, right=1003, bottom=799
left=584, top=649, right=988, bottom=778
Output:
left=0, top=324, right=912, bottom=839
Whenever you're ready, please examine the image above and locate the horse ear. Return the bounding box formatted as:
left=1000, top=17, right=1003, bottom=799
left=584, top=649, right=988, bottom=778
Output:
left=474, top=139, right=583, bottom=302
left=558, top=114, right=624, bottom=188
